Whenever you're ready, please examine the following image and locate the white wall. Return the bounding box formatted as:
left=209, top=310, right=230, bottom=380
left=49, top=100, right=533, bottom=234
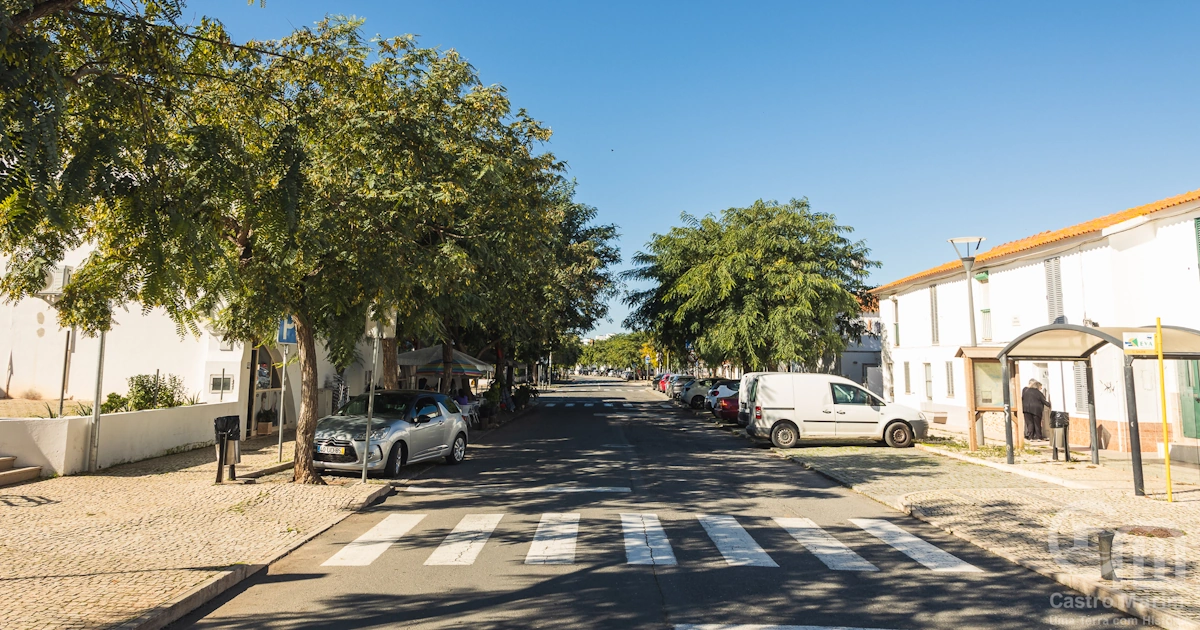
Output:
left=0, top=401, right=242, bottom=476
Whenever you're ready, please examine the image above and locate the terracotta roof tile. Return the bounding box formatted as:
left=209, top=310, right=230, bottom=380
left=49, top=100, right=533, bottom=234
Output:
left=872, top=187, right=1200, bottom=295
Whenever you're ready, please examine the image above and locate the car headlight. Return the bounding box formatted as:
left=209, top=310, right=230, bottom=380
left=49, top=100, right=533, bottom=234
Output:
left=918, top=412, right=927, bottom=421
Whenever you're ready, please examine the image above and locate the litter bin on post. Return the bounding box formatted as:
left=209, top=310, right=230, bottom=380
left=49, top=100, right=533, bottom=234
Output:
left=214, top=415, right=241, bottom=483
left=1051, top=411, right=1071, bottom=462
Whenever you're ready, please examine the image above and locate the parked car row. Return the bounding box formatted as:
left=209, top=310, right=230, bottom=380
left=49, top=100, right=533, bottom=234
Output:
left=654, top=371, right=928, bottom=450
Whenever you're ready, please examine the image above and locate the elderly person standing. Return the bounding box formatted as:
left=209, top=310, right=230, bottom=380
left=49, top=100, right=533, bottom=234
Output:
left=1022, top=379, right=1050, bottom=441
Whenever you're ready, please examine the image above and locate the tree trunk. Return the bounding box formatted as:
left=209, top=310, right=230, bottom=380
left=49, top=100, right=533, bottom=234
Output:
left=441, top=341, right=454, bottom=394
left=381, top=337, right=398, bottom=389
left=292, top=313, right=325, bottom=485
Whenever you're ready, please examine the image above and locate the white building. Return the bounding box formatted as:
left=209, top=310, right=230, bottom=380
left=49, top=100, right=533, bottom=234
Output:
left=874, top=187, right=1200, bottom=459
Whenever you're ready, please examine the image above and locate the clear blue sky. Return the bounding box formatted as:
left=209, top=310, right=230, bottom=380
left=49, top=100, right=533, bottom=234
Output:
left=189, top=0, right=1200, bottom=336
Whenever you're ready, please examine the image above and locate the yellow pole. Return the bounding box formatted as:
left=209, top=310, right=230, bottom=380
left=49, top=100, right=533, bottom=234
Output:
left=1156, top=317, right=1173, bottom=502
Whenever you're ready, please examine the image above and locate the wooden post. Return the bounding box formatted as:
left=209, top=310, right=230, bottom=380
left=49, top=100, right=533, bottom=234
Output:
left=964, top=355, right=978, bottom=451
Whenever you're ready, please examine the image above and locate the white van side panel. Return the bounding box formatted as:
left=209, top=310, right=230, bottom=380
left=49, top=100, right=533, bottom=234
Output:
left=757, top=375, right=795, bottom=410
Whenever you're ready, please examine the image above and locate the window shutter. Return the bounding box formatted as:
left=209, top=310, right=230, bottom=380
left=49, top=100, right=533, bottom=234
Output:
left=923, top=363, right=933, bottom=399
left=1194, top=218, right=1200, bottom=280
left=1073, top=362, right=1088, bottom=412
left=1045, top=257, right=1064, bottom=324
left=981, top=309, right=992, bottom=342
left=945, top=361, right=955, bottom=397
left=930, top=285, right=939, bottom=345
left=903, top=362, right=911, bottom=394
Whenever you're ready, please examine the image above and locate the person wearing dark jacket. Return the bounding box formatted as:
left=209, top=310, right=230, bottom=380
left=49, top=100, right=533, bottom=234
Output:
left=1022, top=379, right=1050, bottom=440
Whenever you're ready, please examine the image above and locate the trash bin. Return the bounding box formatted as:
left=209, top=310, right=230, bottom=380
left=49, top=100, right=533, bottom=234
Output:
left=214, top=415, right=241, bottom=482
left=1050, top=411, right=1071, bottom=461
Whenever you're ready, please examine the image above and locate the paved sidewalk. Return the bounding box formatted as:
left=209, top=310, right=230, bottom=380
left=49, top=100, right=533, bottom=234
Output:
left=0, top=433, right=390, bottom=630
left=777, top=444, right=1200, bottom=630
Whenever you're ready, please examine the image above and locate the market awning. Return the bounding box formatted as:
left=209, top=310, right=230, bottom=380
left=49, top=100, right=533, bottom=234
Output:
left=396, top=345, right=494, bottom=377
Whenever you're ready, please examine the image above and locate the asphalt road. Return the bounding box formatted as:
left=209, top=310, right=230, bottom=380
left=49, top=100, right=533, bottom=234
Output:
left=174, top=377, right=1142, bottom=629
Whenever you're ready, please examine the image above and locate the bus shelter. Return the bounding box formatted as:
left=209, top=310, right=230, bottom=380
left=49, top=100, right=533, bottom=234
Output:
left=998, top=323, right=1200, bottom=497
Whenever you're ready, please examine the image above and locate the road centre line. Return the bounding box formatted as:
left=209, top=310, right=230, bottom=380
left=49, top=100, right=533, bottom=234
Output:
left=773, top=517, right=878, bottom=571
left=424, top=514, right=504, bottom=566
left=321, top=514, right=426, bottom=567
left=526, top=513, right=580, bottom=564
left=851, top=518, right=982, bottom=573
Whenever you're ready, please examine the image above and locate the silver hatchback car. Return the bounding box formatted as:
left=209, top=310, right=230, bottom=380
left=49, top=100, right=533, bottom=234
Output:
left=313, top=390, right=469, bottom=477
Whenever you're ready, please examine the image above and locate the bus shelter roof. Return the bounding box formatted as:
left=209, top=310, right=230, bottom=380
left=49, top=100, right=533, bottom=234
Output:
left=998, top=324, right=1200, bottom=361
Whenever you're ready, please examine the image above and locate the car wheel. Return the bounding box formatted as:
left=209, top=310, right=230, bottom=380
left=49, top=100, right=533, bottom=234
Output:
left=884, top=421, right=914, bottom=448
left=385, top=443, right=404, bottom=478
left=770, top=421, right=799, bottom=449
left=445, top=433, right=467, bottom=464
left=690, top=395, right=704, bottom=409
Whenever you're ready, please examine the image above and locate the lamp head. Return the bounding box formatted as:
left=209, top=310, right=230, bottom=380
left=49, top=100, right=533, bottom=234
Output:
left=948, top=236, right=985, bottom=260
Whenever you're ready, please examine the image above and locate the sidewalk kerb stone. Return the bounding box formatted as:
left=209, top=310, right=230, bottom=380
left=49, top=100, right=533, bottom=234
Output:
left=239, top=461, right=294, bottom=479
left=915, top=443, right=1099, bottom=490
left=115, top=482, right=393, bottom=630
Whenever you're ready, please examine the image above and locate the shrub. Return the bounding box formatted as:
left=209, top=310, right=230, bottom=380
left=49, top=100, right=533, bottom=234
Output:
left=101, top=393, right=129, bottom=414
left=126, top=374, right=187, bottom=410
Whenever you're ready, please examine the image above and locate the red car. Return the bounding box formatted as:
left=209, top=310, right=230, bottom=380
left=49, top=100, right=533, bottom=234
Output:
left=657, top=374, right=671, bottom=392
left=716, top=395, right=739, bottom=422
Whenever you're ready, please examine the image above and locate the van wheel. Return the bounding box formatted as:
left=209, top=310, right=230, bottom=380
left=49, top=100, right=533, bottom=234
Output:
left=884, top=421, right=914, bottom=448
left=771, top=422, right=799, bottom=449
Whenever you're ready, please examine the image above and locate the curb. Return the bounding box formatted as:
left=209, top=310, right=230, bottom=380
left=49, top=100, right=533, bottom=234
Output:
left=914, top=443, right=1100, bottom=490
left=239, top=461, right=293, bottom=480
left=120, top=483, right=393, bottom=630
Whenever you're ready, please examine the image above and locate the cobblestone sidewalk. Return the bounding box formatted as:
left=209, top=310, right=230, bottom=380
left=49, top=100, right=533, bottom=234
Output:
left=0, top=433, right=389, bottom=630
left=779, top=445, right=1200, bottom=630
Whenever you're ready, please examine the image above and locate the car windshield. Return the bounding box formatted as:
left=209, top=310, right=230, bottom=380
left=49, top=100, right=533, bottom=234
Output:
left=337, top=393, right=413, bottom=417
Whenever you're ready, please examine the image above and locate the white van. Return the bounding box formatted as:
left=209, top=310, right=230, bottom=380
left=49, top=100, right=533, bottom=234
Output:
left=736, top=371, right=773, bottom=426
left=744, top=373, right=928, bottom=449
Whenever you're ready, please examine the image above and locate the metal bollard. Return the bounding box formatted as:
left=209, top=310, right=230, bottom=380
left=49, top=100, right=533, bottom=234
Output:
left=1098, top=531, right=1116, bottom=581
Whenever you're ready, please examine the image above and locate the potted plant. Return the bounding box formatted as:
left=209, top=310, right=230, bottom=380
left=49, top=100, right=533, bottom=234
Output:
left=255, top=407, right=278, bottom=435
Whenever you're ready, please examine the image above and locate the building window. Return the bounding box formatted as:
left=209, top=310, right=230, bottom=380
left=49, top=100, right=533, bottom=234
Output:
left=945, top=361, right=955, bottom=398
left=923, top=363, right=933, bottom=400
left=981, top=309, right=992, bottom=342
left=219, top=339, right=235, bottom=352
left=903, top=362, right=911, bottom=394
left=892, top=298, right=900, bottom=347
left=1045, top=257, right=1064, bottom=324
left=210, top=374, right=234, bottom=393
left=929, top=285, right=939, bottom=345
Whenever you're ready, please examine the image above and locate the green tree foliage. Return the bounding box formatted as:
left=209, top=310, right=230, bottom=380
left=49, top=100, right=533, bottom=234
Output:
left=0, top=8, right=620, bottom=483
left=579, top=332, right=650, bottom=371
left=624, top=199, right=876, bottom=371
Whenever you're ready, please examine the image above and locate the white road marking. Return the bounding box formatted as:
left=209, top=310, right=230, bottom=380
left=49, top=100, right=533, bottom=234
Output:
left=526, top=513, right=580, bottom=564
left=424, top=514, right=504, bottom=566
left=773, top=517, right=878, bottom=571
left=659, top=404, right=671, bottom=409
left=406, top=485, right=631, bottom=495
left=622, top=403, right=633, bottom=408
left=565, top=403, right=576, bottom=407
left=851, top=518, right=982, bottom=573
left=622, top=513, right=677, bottom=565
left=698, top=515, right=778, bottom=567
left=585, top=403, right=594, bottom=407
left=545, top=403, right=557, bottom=407
left=321, top=514, right=426, bottom=566
left=604, top=403, right=614, bottom=407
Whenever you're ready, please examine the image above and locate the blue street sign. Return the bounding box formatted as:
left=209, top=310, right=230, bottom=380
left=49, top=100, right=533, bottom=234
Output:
left=277, top=316, right=297, bottom=345
left=644, top=356, right=650, bottom=364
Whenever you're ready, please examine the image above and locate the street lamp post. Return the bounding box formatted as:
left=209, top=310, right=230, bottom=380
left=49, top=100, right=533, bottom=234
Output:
left=948, top=237, right=985, bottom=348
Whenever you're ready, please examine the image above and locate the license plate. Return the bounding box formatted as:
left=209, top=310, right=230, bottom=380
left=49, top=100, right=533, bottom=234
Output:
left=317, top=445, right=345, bottom=455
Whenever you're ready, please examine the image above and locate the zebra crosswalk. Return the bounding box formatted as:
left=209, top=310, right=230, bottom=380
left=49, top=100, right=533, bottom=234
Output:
left=542, top=401, right=676, bottom=409
left=320, top=511, right=982, bottom=574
